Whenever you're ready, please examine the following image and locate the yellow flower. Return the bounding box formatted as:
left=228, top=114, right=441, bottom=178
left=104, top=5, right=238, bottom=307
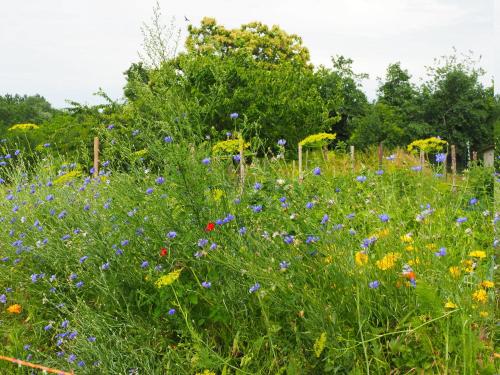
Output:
left=53, top=170, right=82, bottom=185
left=407, top=258, right=420, bottom=266
left=472, top=289, right=487, bottom=303
left=400, top=234, right=413, bottom=243
left=211, top=188, right=224, bottom=202
left=155, top=269, right=182, bottom=288
left=468, top=251, right=486, bottom=259
left=444, top=301, right=457, bottom=309
left=133, top=149, right=148, bottom=157
left=299, top=133, right=336, bottom=148
left=313, top=332, right=327, bottom=358
left=212, top=139, right=250, bottom=154
left=405, top=245, right=415, bottom=252
left=355, top=251, right=368, bottom=266
left=480, top=281, right=494, bottom=289
left=7, top=304, right=22, bottom=314
left=407, top=137, right=447, bottom=153
left=449, top=266, right=460, bottom=278
left=195, top=370, right=216, bottom=375
left=479, top=311, right=489, bottom=318
left=425, top=243, right=437, bottom=250
left=463, top=259, right=476, bottom=273
left=376, top=252, right=401, bottom=271
left=8, top=123, right=40, bottom=131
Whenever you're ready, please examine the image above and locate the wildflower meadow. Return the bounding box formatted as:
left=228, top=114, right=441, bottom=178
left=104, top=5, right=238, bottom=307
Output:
left=0, top=124, right=497, bottom=374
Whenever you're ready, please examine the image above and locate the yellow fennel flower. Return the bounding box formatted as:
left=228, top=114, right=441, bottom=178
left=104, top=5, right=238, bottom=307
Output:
left=480, top=280, right=494, bottom=289
left=468, top=251, right=486, bottom=259
left=313, top=332, right=327, bottom=358
left=444, top=301, right=457, bottom=309
left=155, top=269, right=182, bottom=288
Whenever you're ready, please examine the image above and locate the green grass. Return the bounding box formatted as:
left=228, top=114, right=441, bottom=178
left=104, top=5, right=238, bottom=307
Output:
left=0, top=139, right=497, bottom=374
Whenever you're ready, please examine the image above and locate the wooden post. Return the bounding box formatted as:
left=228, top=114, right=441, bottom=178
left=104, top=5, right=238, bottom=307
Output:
left=472, top=151, right=477, bottom=162
left=239, top=135, right=245, bottom=189
left=350, top=145, right=355, bottom=172
left=378, top=143, right=383, bottom=170
left=93, top=137, right=99, bottom=178
left=419, top=149, right=425, bottom=170
left=298, top=144, right=303, bottom=183
left=292, top=160, right=296, bottom=179
left=305, top=149, right=309, bottom=170
left=451, top=145, right=457, bottom=192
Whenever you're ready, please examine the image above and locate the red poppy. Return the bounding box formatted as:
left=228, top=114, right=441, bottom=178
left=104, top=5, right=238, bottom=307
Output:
left=205, top=222, right=215, bottom=232
left=160, top=248, right=168, bottom=256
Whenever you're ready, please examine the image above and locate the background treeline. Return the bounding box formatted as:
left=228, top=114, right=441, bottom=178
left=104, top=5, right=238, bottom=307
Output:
left=0, top=17, right=497, bottom=165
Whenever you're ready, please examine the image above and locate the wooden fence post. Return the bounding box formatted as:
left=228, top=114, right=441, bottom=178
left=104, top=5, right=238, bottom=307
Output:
left=298, top=144, right=303, bottom=183
left=378, top=143, right=383, bottom=170
left=93, top=137, right=99, bottom=178
left=239, top=135, right=245, bottom=190
left=419, top=149, right=425, bottom=170
left=451, top=145, right=457, bottom=192
left=350, top=145, right=355, bottom=172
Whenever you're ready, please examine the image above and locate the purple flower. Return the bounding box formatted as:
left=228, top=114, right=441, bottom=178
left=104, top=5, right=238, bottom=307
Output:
left=435, top=153, right=447, bottom=163
left=61, top=320, right=69, bottom=328
left=167, top=231, right=177, bottom=238
left=201, top=281, right=211, bottom=288
left=43, top=143, right=51, bottom=148
left=229, top=112, right=239, bottom=119
left=168, top=308, right=176, bottom=315
left=469, top=198, right=478, bottom=205
left=239, top=227, right=247, bottom=235
left=141, top=261, right=149, bottom=268
left=313, top=167, right=321, bottom=175
left=101, top=262, right=110, bottom=270
left=254, top=182, right=262, bottom=190
left=0, top=294, right=6, bottom=304
left=164, top=136, right=173, bottom=143
left=321, top=214, right=329, bottom=225
left=251, top=205, right=262, bottom=213
left=226, top=132, right=232, bottom=137
left=411, top=166, right=422, bottom=172
left=434, top=247, right=446, bottom=257
left=375, top=169, right=384, bottom=175
left=198, top=238, right=208, bottom=247
left=306, top=202, right=314, bottom=209
left=44, top=324, right=53, bottom=331
left=79, top=256, right=88, bottom=263
left=233, top=154, right=241, bottom=162
left=146, top=188, right=154, bottom=195
left=369, top=281, right=380, bottom=289
left=279, top=261, right=290, bottom=270
left=379, top=214, right=389, bottom=222
left=156, top=177, right=165, bottom=184
left=202, top=158, right=211, bottom=165
left=69, top=273, right=78, bottom=281
left=356, top=175, right=367, bottom=183
left=87, top=336, right=96, bottom=342
left=68, top=354, right=77, bottom=362
left=283, top=235, right=294, bottom=244
left=107, top=124, right=115, bottom=130
left=277, top=139, right=286, bottom=146
left=75, top=281, right=84, bottom=288
left=249, top=282, right=261, bottom=293
left=456, top=217, right=467, bottom=223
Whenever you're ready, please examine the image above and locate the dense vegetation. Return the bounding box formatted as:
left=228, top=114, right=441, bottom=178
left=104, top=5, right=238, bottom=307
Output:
left=0, top=10, right=497, bottom=374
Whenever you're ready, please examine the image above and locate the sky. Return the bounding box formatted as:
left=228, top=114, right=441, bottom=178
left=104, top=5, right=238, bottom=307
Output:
left=0, top=0, right=497, bottom=108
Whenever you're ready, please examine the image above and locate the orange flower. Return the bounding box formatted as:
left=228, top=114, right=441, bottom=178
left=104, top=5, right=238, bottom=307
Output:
left=7, top=304, right=22, bottom=314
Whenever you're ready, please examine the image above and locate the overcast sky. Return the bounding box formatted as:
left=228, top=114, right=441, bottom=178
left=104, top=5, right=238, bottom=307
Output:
left=0, top=0, right=497, bottom=108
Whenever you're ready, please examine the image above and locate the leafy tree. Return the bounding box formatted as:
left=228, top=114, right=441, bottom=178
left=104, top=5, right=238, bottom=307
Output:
left=0, top=94, right=56, bottom=133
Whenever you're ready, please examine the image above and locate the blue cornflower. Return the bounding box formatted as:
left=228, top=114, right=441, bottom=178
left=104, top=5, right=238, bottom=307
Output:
left=167, top=231, right=177, bottom=238
left=156, top=176, right=165, bottom=184
left=69, top=273, right=78, bottom=281
left=146, top=188, right=154, bottom=195
left=107, top=124, right=114, bottom=130
left=313, top=167, right=321, bottom=175
left=233, top=154, right=241, bottom=162
left=132, top=130, right=140, bottom=136
left=356, top=175, right=367, bottom=182
left=375, top=169, right=384, bottom=175
left=58, top=211, right=67, bottom=219
left=87, top=336, right=96, bottom=342
left=101, top=262, right=110, bottom=270
left=434, top=247, right=447, bottom=257
left=379, top=214, right=389, bottom=222
left=75, top=281, right=84, bottom=288
left=78, top=361, right=85, bottom=367
left=210, top=243, right=218, bottom=250
left=239, top=227, right=247, bottom=235
left=68, top=354, right=77, bottom=362
left=249, top=282, right=261, bottom=293
left=121, top=240, right=129, bottom=246
left=279, top=261, right=290, bottom=270
left=251, top=205, right=262, bottom=213
left=321, top=214, right=329, bottom=224
left=202, top=158, right=211, bottom=165
left=277, top=139, right=286, bottom=146
left=435, top=153, right=447, bottom=163
left=0, top=294, right=6, bottom=304
left=229, top=112, right=239, bottom=119
left=226, top=132, right=232, bottom=138
left=369, top=281, right=380, bottom=289
left=61, top=320, right=69, bottom=328
left=43, top=143, right=51, bottom=148
left=254, top=182, right=262, bottom=190
left=305, top=235, right=319, bottom=244
left=168, top=308, right=176, bottom=315
left=456, top=217, right=467, bottom=223
left=469, top=198, right=478, bottom=205
left=102, top=160, right=110, bottom=167
left=306, top=202, right=314, bottom=209
left=140, top=261, right=149, bottom=268
left=23, top=344, right=30, bottom=351
left=44, top=324, right=53, bottom=331
left=79, top=256, right=88, bottom=263
left=198, top=238, right=208, bottom=247
left=201, top=281, right=211, bottom=288
left=411, top=166, right=422, bottom=172
left=283, top=235, right=294, bottom=244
